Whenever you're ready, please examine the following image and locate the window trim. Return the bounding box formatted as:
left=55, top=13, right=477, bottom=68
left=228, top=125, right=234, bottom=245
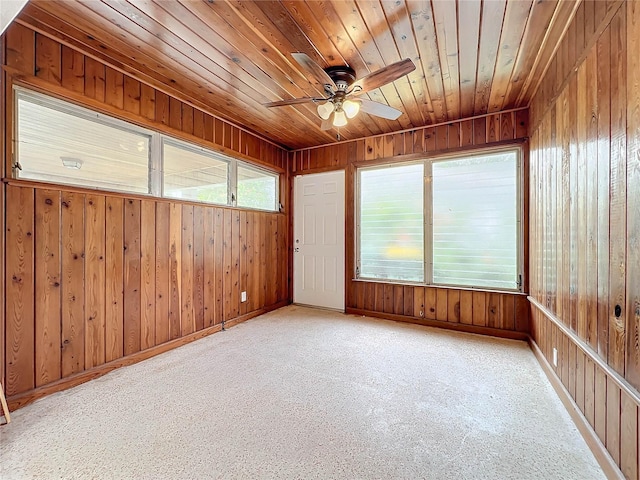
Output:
left=161, top=136, right=232, bottom=206
left=12, top=85, right=281, bottom=212
left=355, top=144, right=524, bottom=292
left=236, top=162, right=281, bottom=212
left=14, top=86, right=157, bottom=195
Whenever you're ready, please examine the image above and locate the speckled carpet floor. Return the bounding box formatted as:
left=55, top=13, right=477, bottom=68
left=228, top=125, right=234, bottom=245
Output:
left=1, top=305, right=603, bottom=479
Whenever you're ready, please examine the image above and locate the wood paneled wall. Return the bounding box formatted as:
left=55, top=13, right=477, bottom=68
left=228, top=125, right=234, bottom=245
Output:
left=1, top=24, right=290, bottom=408
left=291, top=109, right=528, bottom=174
left=292, top=111, right=530, bottom=337
left=528, top=2, right=639, bottom=478
left=4, top=184, right=287, bottom=403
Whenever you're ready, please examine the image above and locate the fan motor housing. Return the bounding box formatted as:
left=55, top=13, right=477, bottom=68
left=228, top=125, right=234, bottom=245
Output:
left=325, top=66, right=356, bottom=89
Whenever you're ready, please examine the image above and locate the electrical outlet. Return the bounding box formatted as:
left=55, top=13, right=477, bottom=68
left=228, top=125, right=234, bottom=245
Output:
left=241, top=291, right=247, bottom=303
left=552, top=347, right=558, bottom=367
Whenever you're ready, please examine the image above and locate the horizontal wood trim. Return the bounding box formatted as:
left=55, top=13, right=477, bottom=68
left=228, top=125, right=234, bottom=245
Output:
left=6, top=301, right=288, bottom=412
left=3, top=178, right=288, bottom=214
left=529, top=337, right=625, bottom=480
left=346, top=308, right=529, bottom=342
left=529, top=297, right=640, bottom=410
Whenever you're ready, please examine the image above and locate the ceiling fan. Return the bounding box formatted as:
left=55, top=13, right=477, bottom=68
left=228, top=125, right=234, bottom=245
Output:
left=263, top=53, right=416, bottom=130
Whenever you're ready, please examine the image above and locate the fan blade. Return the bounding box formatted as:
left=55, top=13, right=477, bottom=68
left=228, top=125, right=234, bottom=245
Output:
left=350, top=58, right=416, bottom=95
left=320, top=114, right=333, bottom=131
left=357, top=98, right=403, bottom=120
left=263, top=97, right=318, bottom=107
left=292, top=53, right=338, bottom=92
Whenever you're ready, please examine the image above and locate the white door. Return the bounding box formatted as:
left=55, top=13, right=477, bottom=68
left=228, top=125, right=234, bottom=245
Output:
left=293, top=170, right=345, bottom=310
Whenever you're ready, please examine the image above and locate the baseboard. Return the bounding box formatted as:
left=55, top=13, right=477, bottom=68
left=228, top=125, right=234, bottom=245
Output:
left=529, top=338, right=624, bottom=480
left=346, top=307, right=529, bottom=341
left=7, top=301, right=289, bottom=412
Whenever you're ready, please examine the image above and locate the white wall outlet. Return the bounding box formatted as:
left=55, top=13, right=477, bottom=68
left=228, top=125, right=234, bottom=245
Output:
left=552, top=347, right=558, bottom=367
left=241, top=291, right=247, bottom=303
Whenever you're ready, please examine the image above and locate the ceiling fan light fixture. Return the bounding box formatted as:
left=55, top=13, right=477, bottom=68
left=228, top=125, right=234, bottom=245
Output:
left=332, top=109, right=347, bottom=127
left=343, top=99, right=360, bottom=119
left=317, top=101, right=334, bottom=120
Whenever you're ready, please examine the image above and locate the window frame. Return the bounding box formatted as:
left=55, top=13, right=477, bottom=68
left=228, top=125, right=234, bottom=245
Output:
left=236, top=162, right=280, bottom=212
left=12, top=86, right=281, bottom=212
left=355, top=144, right=524, bottom=292
left=13, top=86, right=157, bottom=195
left=161, top=136, right=232, bottom=206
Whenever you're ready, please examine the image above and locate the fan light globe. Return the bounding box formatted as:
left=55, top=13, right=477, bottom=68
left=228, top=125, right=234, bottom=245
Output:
left=333, top=109, right=348, bottom=127
left=317, top=102, right=334, bottom=120
left=343, top=100, right=360, bottom=119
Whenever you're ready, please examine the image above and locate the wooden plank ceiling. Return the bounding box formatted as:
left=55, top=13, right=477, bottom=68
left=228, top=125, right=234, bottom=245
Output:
left=15, top=0, right=577, bottom=150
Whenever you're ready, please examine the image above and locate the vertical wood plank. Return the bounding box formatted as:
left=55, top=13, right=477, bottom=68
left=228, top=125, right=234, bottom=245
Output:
left=231, top=211, right=241, bottom=316
left=139, top=84, right=155, bottom=121
left=140, top=200, right=156, bottom=350
left=123, top=199, right=141, bottom=356
left=413, top=286, right=425, bottom=318
left=61, top=192, right=85, bottom=377
left=181, top=205, right=195, bottom=335
left=204, top=208, right=216, bottom=326
left=168, top=203, right=182, bottom=338
left=61, top=45, right=84, bottom=94
left=609, top=8, right=626, bottom=375
left=240, top=211, right=248, bottom=315
left=105, top=197, right=124, bottom=362
left=472, top=291, right=487, bottom=327
left=390, top=285, right=402, bottom=315
left=5, top=24, right=35, bottom=73
left=155, top=202, right=170, bottom=345
left=487, top=293, right=501, bottom=329
left=384, top=284, right=394, bottom=314
left=620, top=395, right=639, bottom=479
left=214, top=209, right=224, bottom=323
left=193, top=206, right=205, bottom=331
left=606, top=378, right=621, bottom=464
left=425, top=287, right=437, bottom=320
left=35, top=33, right=61, bottom=85
left=123, top=76, right=141, bottom=115
left=403, top=286, right=414, bottom=317
left=223, top=209, right=233, bottom=320
left=35, top=189, right=61, bottom=386
left=447, top=289, right=460, bottom=323
left=5, top=186, right=35, bottom=395
left=436, top=288, right=448, bottom=321
left=84, top=194, right=106, bottom=369
left=84, top=57, right=106, bottom=103
left=105, top=67, right=124, bottom=110
left=459, top=290, right=473, bottom=325
left=594, top=366, right=607, bottom=441
left=626, top=0, right=640, bottom=389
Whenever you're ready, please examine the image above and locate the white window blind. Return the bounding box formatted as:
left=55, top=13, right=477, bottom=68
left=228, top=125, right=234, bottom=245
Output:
left=359, top=163, right=424, bottom=282
left=432, top=152, right=519, bottom=289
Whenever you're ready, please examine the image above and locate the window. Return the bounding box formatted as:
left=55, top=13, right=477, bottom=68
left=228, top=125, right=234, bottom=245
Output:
left=163, top=140, right=229, bottom=204
left=359, top=163, right=424, bottom=282
left=357, top=148, right=521, bottom=291
left=15, top=88, right=151, bottom=194
left=13, top=87, right=279, bottom=211
left=237, top=164, right=278, bottom=211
